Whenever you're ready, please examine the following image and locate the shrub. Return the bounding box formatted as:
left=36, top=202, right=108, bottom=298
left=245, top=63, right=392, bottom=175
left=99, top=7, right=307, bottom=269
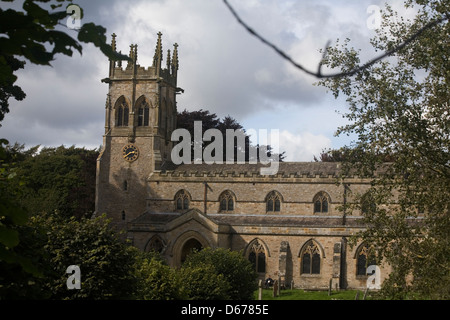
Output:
left=180, top=263, right=231, bottom=300
left=133, top=250, right=187, bottom=300
left=182, top=247, right=258, bottom=300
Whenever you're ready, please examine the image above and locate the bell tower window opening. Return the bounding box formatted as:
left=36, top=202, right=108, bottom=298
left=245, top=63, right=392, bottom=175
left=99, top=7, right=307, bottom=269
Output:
left=137, top=100, right=150, bottom=127
left=116, top=101, right=129, bottom=127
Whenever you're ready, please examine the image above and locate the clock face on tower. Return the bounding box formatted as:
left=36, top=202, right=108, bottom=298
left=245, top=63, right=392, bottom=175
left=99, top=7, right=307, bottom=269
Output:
left=122, top=144, right=139, bottom=162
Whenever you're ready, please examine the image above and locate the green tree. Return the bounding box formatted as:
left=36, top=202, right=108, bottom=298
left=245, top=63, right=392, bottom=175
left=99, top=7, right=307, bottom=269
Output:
left=33, top=213, right=137, bottom=299
left=182, top=247, right=258, bottom=300
left=9, top=145, right=99, bottom=219
left=133, top=250, right=187, bottom=300
left=0, top=0, right=128, bottom=125
left=180, top=263, right=231, bottom=300
left=317, top=0, right=449, bottom=299
left=0, top=0, right=127, bottom=291
left=177, top=108, right=286, bottom=162
left=0, top=139, right=43, bottom=298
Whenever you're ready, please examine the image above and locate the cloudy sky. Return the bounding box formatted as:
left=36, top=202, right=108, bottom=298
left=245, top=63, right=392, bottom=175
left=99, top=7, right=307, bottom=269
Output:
left=0, top=0, right=415, bottom=161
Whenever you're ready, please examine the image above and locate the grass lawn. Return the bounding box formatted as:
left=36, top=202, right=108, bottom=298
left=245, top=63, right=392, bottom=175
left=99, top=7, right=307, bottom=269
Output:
left=254, top=288, right=376, bottom=300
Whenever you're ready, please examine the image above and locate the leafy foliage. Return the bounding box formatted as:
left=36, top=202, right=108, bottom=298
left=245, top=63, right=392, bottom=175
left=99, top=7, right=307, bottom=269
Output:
left=0, top=0, right=128, bottom=126
left=133, top=250, right=187, bottom=300
left=177, top=108, right=286, bottom=162
left=317, top=0, right=449, bottom=299
left=37, top=213, right=137, bottom=299
left=0, top=139, right=43, bottom=297
left=6, top=144, right=98, bottom=219
left=180, top=263, right=231, bottom=300
left=182, top=247, right=258, bottom=300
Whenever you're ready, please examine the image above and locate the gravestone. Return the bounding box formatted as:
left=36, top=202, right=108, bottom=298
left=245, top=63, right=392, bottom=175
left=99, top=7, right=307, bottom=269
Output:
left=258, top=279, right=262, bottom=300
left=278, top=241, right=289, bottom=288
left=273, top=280, right=278, bottom=298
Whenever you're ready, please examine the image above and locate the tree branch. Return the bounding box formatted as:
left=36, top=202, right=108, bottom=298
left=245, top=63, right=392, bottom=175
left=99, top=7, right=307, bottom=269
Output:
left=223, top=0, right=448, bottom=79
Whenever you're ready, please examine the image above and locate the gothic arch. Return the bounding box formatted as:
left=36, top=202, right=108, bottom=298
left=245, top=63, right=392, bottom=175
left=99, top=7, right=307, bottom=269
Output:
left=144, top=235, right=166, bottom=254
left=245, top=238, right=270, bottom=274
left=354, top=242, right=377, bottom=276
left=171, top=230, right=212, bottom=267
left=135, top=95, right=152, bottom=127
left=218, top=190, right=236, bottom=212
left=361, top=191, right=377, bottom=214
left=244, top=238, right=271, bottom=258
left=265, top=190, right=283, bottom=212
left=114, top=95, right=131, bottom=127
left=313, top=191, right=331, bottom=214
left=298, top=239, right=325, bottom=275
left=174, top=189, right=191, bottom=211
left=297, top=239, right=326, bottom=258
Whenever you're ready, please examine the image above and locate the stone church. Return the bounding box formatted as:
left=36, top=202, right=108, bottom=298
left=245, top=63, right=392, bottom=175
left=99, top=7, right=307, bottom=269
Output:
left=95, top=33, right=389, bottom=291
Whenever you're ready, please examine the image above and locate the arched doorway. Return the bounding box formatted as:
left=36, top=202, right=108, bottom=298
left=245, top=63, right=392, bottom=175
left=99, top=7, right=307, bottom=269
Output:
left=180, top=238, right=203, bottom=264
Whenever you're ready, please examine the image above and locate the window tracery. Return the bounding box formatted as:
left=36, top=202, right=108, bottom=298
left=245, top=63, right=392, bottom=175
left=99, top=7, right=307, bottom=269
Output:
left=219, top=190, right=235, bottom=212
left=116, top=100, right=129, bottom=127
left=266, top=191, right=281, bottom=212
left=313, top=191, right=330, bottom=213
left=301, top=241, right=321, bottom=274
left=248, top=240, right=266, bottom=273
left=175, top=190, right=190, bottom=211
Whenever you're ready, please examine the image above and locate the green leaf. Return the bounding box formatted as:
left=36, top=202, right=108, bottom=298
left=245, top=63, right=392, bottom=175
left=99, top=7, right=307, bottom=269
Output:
left=78, top=23, right=130, bottom=61
left=0, top=225, right=19, bottom=248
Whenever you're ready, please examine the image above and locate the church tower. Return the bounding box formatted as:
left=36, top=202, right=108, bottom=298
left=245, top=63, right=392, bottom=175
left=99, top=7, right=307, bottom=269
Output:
left=95, top=32, right=181, bottom=228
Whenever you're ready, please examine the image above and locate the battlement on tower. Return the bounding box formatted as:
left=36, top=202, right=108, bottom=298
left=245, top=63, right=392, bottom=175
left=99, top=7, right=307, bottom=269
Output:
left=106, top=32, right=179, bottom=87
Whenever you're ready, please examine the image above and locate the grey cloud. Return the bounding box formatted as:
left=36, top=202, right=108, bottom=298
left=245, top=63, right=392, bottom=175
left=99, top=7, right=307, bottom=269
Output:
left=0, top=0, right=385, bottom=157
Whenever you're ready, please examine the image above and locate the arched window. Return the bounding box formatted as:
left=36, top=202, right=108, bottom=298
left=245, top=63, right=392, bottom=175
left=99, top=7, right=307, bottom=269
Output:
left=361, top=192, right=376, bottom=214
left=116, top=99, right=129, bottom=127
left=175, top=190, right=190, bottom=211
left=301, top=241, right=321, bottom=275
left=356, top=243, right=377, bottom=276
left=266, top=191, right=282, bottom=212
left=137, top=99, right=150, bottom=127
left=219, top=190, right=235, bottom=212
left=313, top=191, right=330, bottom=214
left=248, top=240, right=266, bottom=273
left=146, top=236, right=165, bottom=254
